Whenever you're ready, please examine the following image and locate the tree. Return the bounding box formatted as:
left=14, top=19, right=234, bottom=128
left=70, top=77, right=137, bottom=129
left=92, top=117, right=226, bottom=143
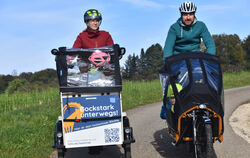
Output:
left=137, top=48, right=146, bottom=76
left=122, top=43, right=164, bottom=80
left=0, top=68, right=58, bottom=94
left=30, top=68, right=57, bottom=84
left=19, top=72, right=33, bottom=81
left=0, top=75, right=15, bottom=93
left=122, top=54, right=140, bottom=80
left=0, top=76, right=5, bottom=93
left=213, top=34, right=246, bottom=71
left=242, top=35, right=250, bottom=58
left=143, top=43, right=163, bottom=80
left=228, top=34, right=246, bottom=66
left=11, top=69, right=18, bottom=76
left=5, top=78, right=28, bottom=94
left=242, top=35, right=250, bottom=69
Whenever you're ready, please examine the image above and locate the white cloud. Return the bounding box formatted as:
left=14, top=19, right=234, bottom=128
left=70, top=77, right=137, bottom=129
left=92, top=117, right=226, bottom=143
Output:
left=121, top=0, right=164, bottom=8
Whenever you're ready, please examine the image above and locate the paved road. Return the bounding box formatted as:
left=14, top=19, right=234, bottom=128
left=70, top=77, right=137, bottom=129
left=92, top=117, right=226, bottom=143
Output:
left=51, top=86, right=250, bottom=158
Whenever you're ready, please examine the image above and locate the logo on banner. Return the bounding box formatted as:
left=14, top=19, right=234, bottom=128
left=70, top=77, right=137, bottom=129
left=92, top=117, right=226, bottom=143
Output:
left=63, top=102, right=84, bottom=133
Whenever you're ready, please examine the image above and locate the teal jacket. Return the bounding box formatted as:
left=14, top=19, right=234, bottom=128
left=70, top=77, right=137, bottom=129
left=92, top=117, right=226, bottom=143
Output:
left=163, top=17, right=216, bottom=60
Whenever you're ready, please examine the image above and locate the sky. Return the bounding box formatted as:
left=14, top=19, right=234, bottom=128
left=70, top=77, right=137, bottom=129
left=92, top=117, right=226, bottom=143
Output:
left=0, top=0, right=250, bottom=75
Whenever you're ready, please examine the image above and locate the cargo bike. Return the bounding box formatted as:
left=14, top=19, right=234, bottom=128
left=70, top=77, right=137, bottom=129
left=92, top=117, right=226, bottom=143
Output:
left=51, top=44, right=135, bottom=158
left=159, top=52, right=224, bottom=158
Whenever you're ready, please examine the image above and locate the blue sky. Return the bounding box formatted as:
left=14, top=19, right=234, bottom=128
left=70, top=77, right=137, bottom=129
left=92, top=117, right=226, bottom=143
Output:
left=0, top=0, right=250, bottom=75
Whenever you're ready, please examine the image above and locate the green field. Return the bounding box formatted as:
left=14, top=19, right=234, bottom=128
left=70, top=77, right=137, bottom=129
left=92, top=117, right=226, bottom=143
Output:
left=223, top=71, right=250, bottom=89
left=0, top=71, right=250, bottom=157
left=0, top=88, right=60, bottom=158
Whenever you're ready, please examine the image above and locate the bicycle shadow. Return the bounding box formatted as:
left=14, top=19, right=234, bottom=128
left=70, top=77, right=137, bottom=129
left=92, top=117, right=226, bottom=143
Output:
left=151, top=128, right=217, bottom=158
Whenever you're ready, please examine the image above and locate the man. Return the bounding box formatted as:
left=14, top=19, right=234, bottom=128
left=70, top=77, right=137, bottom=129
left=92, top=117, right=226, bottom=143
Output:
left=161, top=1, right=216, bottom=119
left=73, top=9, right=114, bottom=48
left=163, top=1, right=216, bottom=60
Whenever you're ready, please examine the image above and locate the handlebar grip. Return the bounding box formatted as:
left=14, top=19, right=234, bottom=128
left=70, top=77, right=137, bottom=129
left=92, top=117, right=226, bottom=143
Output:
left=51, top=49, right=59, bottom=55
left=119, top=47, right=126, bottom=59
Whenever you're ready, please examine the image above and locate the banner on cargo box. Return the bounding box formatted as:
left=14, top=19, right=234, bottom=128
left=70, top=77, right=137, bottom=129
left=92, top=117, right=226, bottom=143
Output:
left=62, top=94, right=122, bottom=148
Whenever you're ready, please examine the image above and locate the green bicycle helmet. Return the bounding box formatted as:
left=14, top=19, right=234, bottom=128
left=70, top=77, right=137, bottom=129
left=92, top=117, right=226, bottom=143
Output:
left=167, top=83, right=183, bottom=97
left=84, top=9, right=102, bottom=24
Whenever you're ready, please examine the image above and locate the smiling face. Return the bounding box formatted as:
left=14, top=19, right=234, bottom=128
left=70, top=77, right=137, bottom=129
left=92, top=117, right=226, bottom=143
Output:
left=86, top=19, right=100, bottom=31
left=182, top=12, right=195, bottom=26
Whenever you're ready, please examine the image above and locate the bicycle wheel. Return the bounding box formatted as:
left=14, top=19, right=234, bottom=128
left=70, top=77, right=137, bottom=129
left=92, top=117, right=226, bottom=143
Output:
left=124, top=144, right=131, bottom=158
left=205, top=123, right=214, bottom=158
left=193, top=120, right=203, bottom=158
left=57, top=149, right=64, bottom=158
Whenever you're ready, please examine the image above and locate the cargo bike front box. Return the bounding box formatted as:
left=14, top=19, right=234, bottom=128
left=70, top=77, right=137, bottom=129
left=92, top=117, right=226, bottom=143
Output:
left=51, top=45, right=135, bottom=158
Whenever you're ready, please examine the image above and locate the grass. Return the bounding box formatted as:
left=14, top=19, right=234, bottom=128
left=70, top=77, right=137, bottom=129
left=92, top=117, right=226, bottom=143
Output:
left=0, top=71, right=250, bottom=158
left=0, top=100, right=60, bottom=158
left=0, top=88, right=60, bottom=158
left=122, top=80, right=162, bottom=110
left=0, top=88, right=59, bottom=113
left=223, top=71, right=250, bottom=89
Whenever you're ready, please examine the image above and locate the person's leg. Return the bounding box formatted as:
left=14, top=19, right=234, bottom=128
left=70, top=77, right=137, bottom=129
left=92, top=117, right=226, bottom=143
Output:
left=160, top=99, right=171, bottom=119
left=160, top=104, right=166, bottom=119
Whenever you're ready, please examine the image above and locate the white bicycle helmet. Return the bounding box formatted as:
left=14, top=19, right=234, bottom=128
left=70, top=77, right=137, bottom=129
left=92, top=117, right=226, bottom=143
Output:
left=179, top=1, right=197, bottom=13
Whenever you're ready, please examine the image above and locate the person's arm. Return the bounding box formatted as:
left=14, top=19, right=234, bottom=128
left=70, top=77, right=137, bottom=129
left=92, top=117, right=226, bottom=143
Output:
left=163, top=25, right=177, bottom=60
left=106, top=32, right=114, bottom=46
left=200, top=22, right=216, bottom=55
left=72, top=34, right=83, bottom=48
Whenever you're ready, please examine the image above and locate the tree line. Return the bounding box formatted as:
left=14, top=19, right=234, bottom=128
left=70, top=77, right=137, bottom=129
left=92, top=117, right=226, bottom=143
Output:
left=122, top=34, right=250, bottom=80
left=1, top=33, right=250, bottom=94
left=122, top=43, right=163, bottom=80
left=0, top=69, right=58, bottom=94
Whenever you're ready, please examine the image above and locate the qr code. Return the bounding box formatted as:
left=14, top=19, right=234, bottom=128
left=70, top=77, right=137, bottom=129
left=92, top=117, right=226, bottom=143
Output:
left=104, top=128, right=120, bottom=143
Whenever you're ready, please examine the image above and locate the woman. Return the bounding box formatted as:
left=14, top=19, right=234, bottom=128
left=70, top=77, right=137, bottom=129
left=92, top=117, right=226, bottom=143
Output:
left=73, top=9, right=114, bottom=155
left=73, top=9, right=114, bottom=48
